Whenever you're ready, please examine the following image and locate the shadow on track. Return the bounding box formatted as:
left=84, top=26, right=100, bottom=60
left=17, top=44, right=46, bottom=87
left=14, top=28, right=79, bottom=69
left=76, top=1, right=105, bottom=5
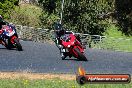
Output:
left=62, top=58, right=88, bottom=62
left=0, top=47, right=17, bottom=51
left=0, top=47, right=7, bottom=50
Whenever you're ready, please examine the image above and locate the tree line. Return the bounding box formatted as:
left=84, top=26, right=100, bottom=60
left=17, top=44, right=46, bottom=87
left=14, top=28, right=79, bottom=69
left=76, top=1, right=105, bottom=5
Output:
left=0, top=0, right=132, bottom=36
left=0, top=0, right=19, bottom=18
left=38, top=0, right=132, bottom=36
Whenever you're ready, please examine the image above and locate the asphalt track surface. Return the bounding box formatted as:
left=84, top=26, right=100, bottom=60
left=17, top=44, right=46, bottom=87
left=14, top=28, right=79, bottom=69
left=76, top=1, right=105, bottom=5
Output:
left=0, top=41, right=132, bottom=74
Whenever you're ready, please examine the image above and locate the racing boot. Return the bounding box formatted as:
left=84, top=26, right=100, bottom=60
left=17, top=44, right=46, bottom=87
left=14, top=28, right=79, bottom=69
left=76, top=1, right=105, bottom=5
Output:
left=60, top=47, right=67, bottom=60
left=61, top=52, right=66, bottom=60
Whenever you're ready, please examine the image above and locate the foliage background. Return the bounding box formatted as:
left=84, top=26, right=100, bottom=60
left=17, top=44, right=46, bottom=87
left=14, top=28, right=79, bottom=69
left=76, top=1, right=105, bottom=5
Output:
left=0, top=0, right=131, bottom=36
left=0, top=0, right=18, bottom=18
left=38, top=0, right=132, bottom=36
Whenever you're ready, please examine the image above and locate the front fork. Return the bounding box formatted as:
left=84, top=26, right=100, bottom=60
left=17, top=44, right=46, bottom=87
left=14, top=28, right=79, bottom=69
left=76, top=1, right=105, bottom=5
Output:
left=10, top=35, right=17, bottom=44
left=0, top=39, right=8, bottom=48
left=71, top=46, right=84, bottom=58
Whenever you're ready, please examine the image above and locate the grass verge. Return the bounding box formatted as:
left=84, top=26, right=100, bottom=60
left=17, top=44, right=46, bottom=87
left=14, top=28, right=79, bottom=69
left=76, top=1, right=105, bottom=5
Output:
left=91, top=24, right=132, bottom=52
left=0, top=72, right=131, bottom=88
left=0, top=78, right=131, bottom=88
left=91, top=37, right=132, bottom=52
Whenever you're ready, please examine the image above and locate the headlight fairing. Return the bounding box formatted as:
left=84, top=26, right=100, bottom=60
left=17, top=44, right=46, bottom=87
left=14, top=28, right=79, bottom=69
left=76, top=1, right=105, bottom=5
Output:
left=67, top=45, right=71, bottom=48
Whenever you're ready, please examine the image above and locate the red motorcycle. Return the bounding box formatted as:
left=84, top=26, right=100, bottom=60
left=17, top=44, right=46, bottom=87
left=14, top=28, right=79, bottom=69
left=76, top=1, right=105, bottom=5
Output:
left=0, top=25, right=22, bottom=51
left=60, top=32, right=87, bottom=61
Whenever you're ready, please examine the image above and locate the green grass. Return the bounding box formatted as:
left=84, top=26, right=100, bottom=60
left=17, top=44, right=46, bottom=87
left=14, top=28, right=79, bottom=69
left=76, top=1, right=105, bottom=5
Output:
left=92, top=38, right=132, bottom=52
left=104, top=25, right=132, bottom=39
left=0, top=78, right=131, bottom=88
left=91, top=24, right=132, bottom=52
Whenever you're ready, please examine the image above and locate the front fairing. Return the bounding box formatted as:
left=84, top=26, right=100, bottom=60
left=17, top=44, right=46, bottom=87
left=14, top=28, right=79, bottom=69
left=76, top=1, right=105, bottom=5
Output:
left=2, top=25, right=16, bottom=37
left=4, top=30, right=15, bottom=37
left=61, top=34, right=76, bottom=48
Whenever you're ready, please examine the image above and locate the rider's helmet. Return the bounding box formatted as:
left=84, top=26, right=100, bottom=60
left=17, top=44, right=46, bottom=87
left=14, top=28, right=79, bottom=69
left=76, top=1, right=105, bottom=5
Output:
left=53, top=18, right=62, bottom=30
left=54, top=24, right=62, bottom=31
left=54, top=22, right=62, bottom=30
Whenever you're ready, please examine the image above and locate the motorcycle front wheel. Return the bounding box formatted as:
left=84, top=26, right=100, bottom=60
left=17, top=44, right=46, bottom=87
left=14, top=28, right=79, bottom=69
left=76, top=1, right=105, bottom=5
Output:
left=74, top=48, right=87, bottom=61
left=0, top=40, right=9, bottom=49
left=14, top=38, right=23, bottom=51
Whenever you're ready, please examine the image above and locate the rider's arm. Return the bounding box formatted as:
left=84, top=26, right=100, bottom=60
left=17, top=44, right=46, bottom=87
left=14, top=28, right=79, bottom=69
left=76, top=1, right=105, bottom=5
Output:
left=65, top=31, right=74, bottom=34
left=0, top=20, right=9, bottom=25
left=3, top=20, right=9, bottom=25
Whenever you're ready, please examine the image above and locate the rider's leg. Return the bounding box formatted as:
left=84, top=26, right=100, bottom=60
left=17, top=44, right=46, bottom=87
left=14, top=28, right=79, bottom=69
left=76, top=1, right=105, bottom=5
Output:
left=0, top=30, right=3, bottom=40
left=61, top=50, right=67, bottom=60
left=60, top=45, right=68, bottom=59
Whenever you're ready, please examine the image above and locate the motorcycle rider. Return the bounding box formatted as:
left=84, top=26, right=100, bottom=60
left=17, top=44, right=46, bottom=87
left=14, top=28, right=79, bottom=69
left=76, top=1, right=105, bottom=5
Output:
left=0, top=15, right=9, bottom=39
left=53, top=19, right=66, bottom=59
left=53, top=19, right=82, bottom=46
left=0, top=15, right=9, bottom=29
left=0, top=15, right=17, bottom=37
left=53, top=19, right=83, bottom=59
